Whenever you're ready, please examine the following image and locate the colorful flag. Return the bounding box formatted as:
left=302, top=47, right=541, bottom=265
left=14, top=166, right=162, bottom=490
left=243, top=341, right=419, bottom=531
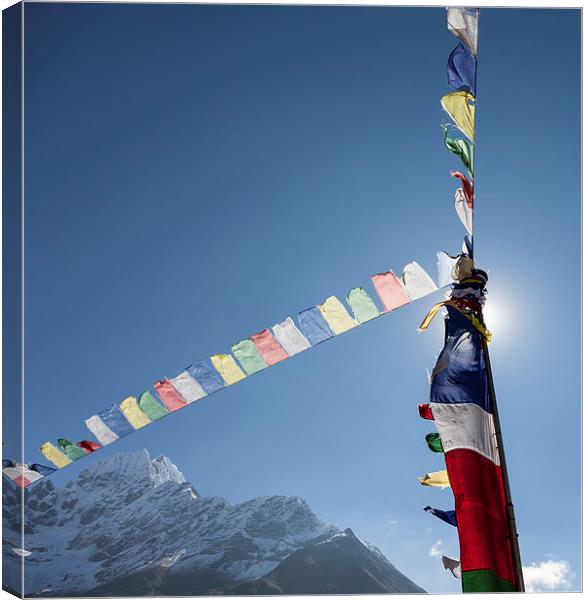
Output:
left=3, top=464, right=44, bottom=487
left=318, top=296, right=357, bottom=335
left=119, top=396, right=151, bottom=429
left=170, top=371, right=207, bottom=403
left=443, top=126, right=474, bottom=177
left=40, top=442, right=72, bottom=468
left=210, top=354, right=246, bottom=385
left=58, top=439, right=87, bottom=461
left=97, top=404, right=135, bottom=438
left=138, top=390, right=169, bottom=421
left=441, top=91, right=475, bottom=141
left=271, top=317, right=311, bottom=356
left=85, top=415, right=119, bottom=446
left=424, top=505, right=457, bottom=527
left=455, top=188, right=473, bottom=235
left=450, top=171, right=474, bottom=208
left=298, top=307, right=334, bottom=345
left=401, top=262, right=438, bottom=300
left=447, top=7, right=478, bottom=56
left=29, top=463, right=57, bottom=476
left=232, top=338, right=267, bottom=375
left=370, top=271, right=410, bottom=312
left=154, top=379, right=188, bottom=412
left=251, top=329, right=289, bottom=366
left=447, top=42, right=477, bottom=95
left=418, top=469, right=450, bottom=488
left=75, top=441, right=101, bottom=453
left=426, top=432, right=443, bottom=453
left=418, top=403, right=434, bottom=420
left=186, top=359, right=225, bottom=394
left=346, top=287, right=380, bottom=323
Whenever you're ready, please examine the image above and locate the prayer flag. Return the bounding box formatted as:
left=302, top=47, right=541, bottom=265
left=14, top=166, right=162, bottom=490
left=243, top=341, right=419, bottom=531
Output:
left=138, top=390, right=169, bottom=421
left=424, top=506, right=457, bottom=527
left=3, top=464, right=44, bottom=487
left=98, top=404, right=135, bottom=437
left=154, top=379, right=188, bottom=412
left=450, top=171, right=474, bottom=208
left=251, top=329, right=289, bottom=366
left=40, top=442, right=72, bottom=468
left=418, top=469, right=450, bottom=488
left=187, top=359, right=225, bottom=394
left=426, top=432, right=444, bottom=453
left=272, top=317, right=311, bottom=356
left=401, top=262, right=438, bottom=300
left=210, top=354, right=246, bottom=385
left=447, top=42, right=477, bottom=95
left=298, top=307, right=334, bottom=345
left=443, top=126, right=474, bottom=177
left=346, top=287, right=380, bottom=323
left=441, top=91, right=475, bottom=141
left=443, top=555, right=462, bottom=579
left=58, top=439, right=87, bottom=461
left=455, top=188, right=473, bottom=235
left=30, top=463, right=57, bottom=476
left=76, top=441, right=101, bottom=453
left=447, top=7, right=478, bottom=56
left=119, top=396, right=151, bottom=429
left=232, top=338, right=267, bottom=375
left=170, top=371, right=207, bottom=403
left=318, top=296, right=357, bottom=335
left=85, top=415, right=119, bottom=446
left=418, top=403, right=434, bottom=420
left=370, top=272, right=410, bottom=312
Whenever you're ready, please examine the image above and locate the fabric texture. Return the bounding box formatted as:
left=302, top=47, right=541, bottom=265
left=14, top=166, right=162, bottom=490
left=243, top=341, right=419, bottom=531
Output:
left=170, top=371, right=207, bottom=403
left=271, top=317, right=311, bottom=355
left=346, top=287, right=380, bottom=323
left=186, top=359, right=225, bottom=394
left=443, top=126, right=474, bottom=176
left=425, top=432, right=444, bottom=453
left=370, top=271, right=410, bottom=312
left=120, top=396, right=152, bottom=429
left=401, top=262, right=438, bottom=300
left=318, top=296, right=357, bottom=335
left=210, top=354, right=246, bottom=384
left=447, top=7, right=479, bottom=56
left=98, top=404, right=135, bottom=437
left=447, top=42, right=477, bottom=95
left=138, top=390, right=169, bottom=421
left=154, top=379, right=188, bottom=412
left=298, top=307, right=334, bottom=345
left=441, top=91, right=475, bottom=141
left=232, top=338, right=268, bottom=374
left=85, top=415, right=119, bottom=446
left=40, top=443, right=72, bottom=468
left=251, top=329, right=289, bottom=366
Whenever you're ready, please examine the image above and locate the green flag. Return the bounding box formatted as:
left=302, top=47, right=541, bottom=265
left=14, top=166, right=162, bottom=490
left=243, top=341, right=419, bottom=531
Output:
left=138, top=391, right=169, bottom=421
left=443, top=126, right=474, bottom=177
left=346, top=287, right=380, bottom=323
left=57, top=439, right=87, bottom=461
left=426, top=432, right=444, bottom=453
left=231, top=339, right=267, bottom=375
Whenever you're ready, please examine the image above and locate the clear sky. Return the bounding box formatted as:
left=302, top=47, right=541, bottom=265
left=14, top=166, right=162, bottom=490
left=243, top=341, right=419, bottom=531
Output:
left=17, top=4, right=580, bottom=594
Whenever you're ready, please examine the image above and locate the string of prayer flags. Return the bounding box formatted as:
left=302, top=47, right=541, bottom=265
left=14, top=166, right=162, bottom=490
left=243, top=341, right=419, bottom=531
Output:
left=210, top=354, right=246, bottom=385
left=346, top=287, right=380, bottom=323
left=401, top=262, right=439, bottom=299
left=298, top=307, right=334, bottom=345
left=370, top=272, right=410, bottom=312
left=232, top=338, right=267, bottom=375
left=85, top=415, right=119, bottom=446
left=58, top=439, right=87, bottom=461
left=426, top=432, right=444, bottom=453
left=318, top=296, right=357, bottom=335
left=187, top=359, right=225, bottom=394
left=119, top=396, right=152, bottom=429
left=251, top=329, right=289, bottom=365
left=418, top=469, right=451, bottom=488
left=447, top=42, right=477, bottom=95
left=442, top=555, right=462, bottom=579
left=138, top=390, right=169, bottom=421
left=154, top=379, right=188, bottom=412
left=271, top=317, right=311, bottom=355
left=443, top=126, right=474, bottom=177
left=447, top=7, right=478, bottom=56
left=40, top=442, right=72, bottom=468
left=441, top=91, right=475, bottom=141
left=170, top=371, right=207, bottom=403
left=424, top=505, right=457, bottom=527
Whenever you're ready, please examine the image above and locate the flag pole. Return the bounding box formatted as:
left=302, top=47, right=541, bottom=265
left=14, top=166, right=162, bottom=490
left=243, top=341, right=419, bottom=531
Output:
left=480, top=337, right=525, bottom=592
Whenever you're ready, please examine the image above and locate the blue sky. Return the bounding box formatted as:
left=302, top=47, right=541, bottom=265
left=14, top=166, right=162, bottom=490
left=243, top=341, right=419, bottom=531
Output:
left=16, top=4, right=580, bottom=593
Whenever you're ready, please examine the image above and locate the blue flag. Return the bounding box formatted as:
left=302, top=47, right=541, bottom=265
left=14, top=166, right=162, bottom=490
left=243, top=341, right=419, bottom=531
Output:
left=29, top=463, right=57, bottom=475
left=424, top=506, right=457, bottom=527
left=187, top=359, right=225, bottom=394
left=98, top=404, right=135, bottom=438
left=2, top=459, right=15, bottom=469
left=298, top=307, right=334, bottom=345
left=447, top=42, right=477, bottom=95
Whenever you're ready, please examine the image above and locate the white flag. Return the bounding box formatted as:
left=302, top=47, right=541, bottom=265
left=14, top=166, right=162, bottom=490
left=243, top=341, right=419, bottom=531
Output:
left=272, top=317, right=311, bottom=356
left=442, top=555, right=462, bottom=579
left=401, top=261, right=438, bottom=300
left=447, top=7, right=479, bottom=57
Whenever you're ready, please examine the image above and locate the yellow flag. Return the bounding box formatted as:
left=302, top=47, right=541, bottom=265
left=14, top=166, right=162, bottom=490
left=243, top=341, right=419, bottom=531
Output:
left=318, top=296, right=357, bottom=335
left=441, top=91, right=475, bottom=141
left=418, top=469, right=451, bottom=489
left=40, top=442, right=72, bottom=468
left=120, top=396, right=151, bottom=429
left=211, top=354, right=246, bottom=385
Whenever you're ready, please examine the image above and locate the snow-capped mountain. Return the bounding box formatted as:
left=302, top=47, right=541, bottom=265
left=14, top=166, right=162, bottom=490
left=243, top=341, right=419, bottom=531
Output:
left=2, top=450, right=424, bottom=596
